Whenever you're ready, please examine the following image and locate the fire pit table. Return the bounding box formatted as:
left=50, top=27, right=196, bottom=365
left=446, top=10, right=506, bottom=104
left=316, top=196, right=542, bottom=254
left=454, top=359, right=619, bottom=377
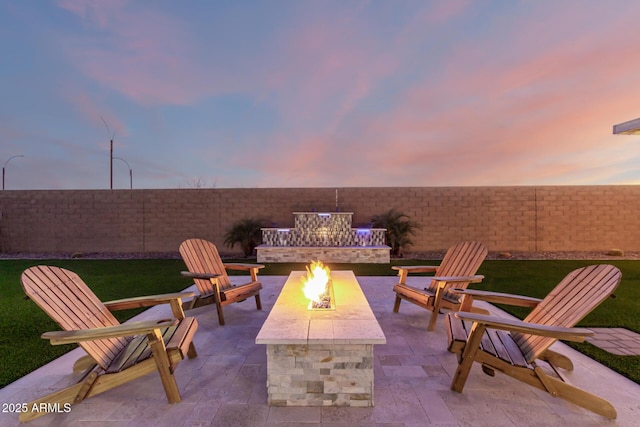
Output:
left=255, top=270, right=386, bottom=407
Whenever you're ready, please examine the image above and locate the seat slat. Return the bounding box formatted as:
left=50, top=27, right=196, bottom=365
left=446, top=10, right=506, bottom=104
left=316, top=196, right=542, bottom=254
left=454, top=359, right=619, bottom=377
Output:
left=483, top=328, right=508, bottom=360
left=496, top=330, right=529, bottom=367
left=106, top=324, right=186, bottom=373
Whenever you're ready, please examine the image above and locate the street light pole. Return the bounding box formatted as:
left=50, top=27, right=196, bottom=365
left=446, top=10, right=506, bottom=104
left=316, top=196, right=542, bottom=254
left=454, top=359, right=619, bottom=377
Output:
left=100, top=116, right=116, bottom=190
left=2, top=155, right=24, bottom=190
left=113, top=157, right=133, bottom=189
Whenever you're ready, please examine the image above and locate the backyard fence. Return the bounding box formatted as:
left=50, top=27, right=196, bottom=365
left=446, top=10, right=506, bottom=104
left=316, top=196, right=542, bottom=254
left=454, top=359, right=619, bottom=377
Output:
left=0, top=185, right=638, bottom=255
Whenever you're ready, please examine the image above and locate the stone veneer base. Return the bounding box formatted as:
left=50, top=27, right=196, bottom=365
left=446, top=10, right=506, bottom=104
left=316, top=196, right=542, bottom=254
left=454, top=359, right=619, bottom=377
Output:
left=256, top=245, right=390, bottom=263
left=266, top=343, right=374, bottom=407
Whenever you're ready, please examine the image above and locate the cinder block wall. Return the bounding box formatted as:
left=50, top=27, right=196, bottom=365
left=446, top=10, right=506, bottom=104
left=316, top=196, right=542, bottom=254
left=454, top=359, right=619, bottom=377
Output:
left=0, top=186, right=638, bottom=255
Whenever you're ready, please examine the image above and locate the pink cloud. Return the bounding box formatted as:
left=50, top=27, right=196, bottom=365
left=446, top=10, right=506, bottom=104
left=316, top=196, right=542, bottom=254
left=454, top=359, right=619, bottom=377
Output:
left=57, top=0, right=220, bottom=105
left=48, top=1, right=640, bottom=188
left=344, top=4, right=640, bottom=186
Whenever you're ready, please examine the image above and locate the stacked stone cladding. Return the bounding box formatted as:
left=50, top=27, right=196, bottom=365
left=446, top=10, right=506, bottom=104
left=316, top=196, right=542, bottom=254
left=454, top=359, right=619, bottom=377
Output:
left=266, top=344, right=374, bottom=407
left=261, top=212, right=386, bottom=247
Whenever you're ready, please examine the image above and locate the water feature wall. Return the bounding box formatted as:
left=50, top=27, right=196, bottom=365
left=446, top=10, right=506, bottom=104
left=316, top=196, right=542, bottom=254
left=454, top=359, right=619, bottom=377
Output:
left=257, top=212, right=390, bottom=263
left=261, top=212, right=386, bottom=247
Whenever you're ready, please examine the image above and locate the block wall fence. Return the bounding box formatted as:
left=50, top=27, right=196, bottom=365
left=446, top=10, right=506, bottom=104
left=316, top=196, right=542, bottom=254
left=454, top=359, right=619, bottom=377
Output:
left=0, top=186, right=638, bottom=255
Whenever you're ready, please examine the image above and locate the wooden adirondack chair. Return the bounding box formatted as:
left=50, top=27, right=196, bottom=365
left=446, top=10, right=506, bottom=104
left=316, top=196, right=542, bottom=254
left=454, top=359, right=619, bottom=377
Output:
left=446, top=264, right=621, bottom=419
left=19, top=265, right=199, bottom=422
left=392, top=241, right=487, bottom=331
left=179, top=238, right=264, bottom=325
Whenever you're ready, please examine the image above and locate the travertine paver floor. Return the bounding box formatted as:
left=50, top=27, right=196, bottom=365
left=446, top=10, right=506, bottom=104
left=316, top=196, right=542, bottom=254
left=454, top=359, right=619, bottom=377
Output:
left=1, top=275, right=639, bottom=426
left=586, top=328, right=640, bottom=355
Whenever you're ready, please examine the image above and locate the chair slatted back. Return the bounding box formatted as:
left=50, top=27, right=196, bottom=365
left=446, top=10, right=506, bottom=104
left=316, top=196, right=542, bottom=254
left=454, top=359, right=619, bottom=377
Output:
left=179, top=239, right=232, bottom=295
left=429, top=241, right=487, bottom=292
left=514, top=264, right=621, bottom=363
left=21, top=266, right=128, bottom=370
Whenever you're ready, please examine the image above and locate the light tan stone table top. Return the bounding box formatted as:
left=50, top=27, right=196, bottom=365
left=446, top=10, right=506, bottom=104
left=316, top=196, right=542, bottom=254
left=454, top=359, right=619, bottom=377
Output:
left=255, top=270, right=386, bottom=345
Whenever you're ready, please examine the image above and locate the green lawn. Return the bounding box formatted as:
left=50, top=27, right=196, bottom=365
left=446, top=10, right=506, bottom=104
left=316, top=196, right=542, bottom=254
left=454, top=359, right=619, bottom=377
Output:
left=1, top=258, right=638, bottom=388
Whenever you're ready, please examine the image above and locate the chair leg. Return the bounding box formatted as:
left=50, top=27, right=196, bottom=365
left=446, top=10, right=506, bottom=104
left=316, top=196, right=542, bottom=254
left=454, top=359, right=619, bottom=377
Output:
left=451, top=322, right=486, bottom=392
left=148, top=329, right=181, bottom=403
left=429, top=281, right=447, bottom=331
left=215, top=301, right=226, bottom=326
left=255, top=294, right=262, bottom=310
left=427, top=309, right=439, bottom=331
left=393, top=295, right=402, bottom=313
left=187, top=342, right=198, bottom=359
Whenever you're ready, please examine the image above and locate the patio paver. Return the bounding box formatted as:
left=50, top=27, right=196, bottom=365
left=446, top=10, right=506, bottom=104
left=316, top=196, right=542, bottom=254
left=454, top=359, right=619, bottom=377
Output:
left=586, top=328, right=640, bottom=355
left=1, top=275, right=639, bottom=426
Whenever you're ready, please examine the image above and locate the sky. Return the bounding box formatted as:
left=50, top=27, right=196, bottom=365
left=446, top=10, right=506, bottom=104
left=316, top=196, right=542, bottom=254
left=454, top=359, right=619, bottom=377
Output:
left=2, top=0, right=640, bottom=190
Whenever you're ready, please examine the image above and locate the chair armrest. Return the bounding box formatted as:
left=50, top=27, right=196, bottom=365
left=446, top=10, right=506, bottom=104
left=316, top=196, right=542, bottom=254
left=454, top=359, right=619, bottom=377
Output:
left=224, top=263, right=265, bottom=271
left=453, top=312, right=593, bottom=342
left=180, top=271, right=222, bottom=280
left=224, top=263, right=265, bottom=281
left=449, top=288, right=541, bottom=308
left=104, top=292, right=196, bottom=311
left=392, top=265, right=438, bottom=273
left=433, top=275, right=484, bottom=284
left=392, top=265, right=438, bottom=283
left=42, top=319, right=179, bottom=345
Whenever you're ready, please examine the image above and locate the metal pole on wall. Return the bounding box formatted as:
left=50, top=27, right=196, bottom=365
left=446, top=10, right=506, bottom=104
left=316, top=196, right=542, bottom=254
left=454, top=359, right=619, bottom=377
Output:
left=2, top=155, right=24, bottom=190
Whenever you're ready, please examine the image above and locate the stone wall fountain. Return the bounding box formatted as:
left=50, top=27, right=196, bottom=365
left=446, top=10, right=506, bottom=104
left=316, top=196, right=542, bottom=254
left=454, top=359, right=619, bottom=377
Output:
left=256, top=212, right=390, bottom=263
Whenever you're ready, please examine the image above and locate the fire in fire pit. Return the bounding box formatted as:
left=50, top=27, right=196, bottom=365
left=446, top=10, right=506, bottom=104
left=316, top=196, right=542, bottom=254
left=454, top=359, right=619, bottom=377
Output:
left=301, top=260, right=334, bottom=309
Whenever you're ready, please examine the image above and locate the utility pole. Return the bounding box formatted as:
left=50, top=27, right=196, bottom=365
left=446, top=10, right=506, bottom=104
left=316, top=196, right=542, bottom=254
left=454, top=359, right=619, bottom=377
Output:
left=101, top=116, right=116, bottom=190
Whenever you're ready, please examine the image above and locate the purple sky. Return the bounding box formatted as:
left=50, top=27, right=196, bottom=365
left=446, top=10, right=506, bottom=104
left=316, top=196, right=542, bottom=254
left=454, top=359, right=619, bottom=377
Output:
left=2, top=0, right=640, bottom=189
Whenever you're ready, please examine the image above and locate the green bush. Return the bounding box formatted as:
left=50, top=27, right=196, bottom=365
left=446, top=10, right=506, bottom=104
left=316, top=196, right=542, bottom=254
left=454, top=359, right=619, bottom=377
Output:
left=224, top=217, right=266, bottom=257
left=371, top=209, right=420, bottom=257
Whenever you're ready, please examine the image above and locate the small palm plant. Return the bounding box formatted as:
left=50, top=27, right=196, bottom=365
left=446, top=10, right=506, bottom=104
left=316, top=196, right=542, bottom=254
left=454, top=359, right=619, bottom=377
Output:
left=224, top=218, right=266, bottom=258
left=371, top=209, right=420, bottom=257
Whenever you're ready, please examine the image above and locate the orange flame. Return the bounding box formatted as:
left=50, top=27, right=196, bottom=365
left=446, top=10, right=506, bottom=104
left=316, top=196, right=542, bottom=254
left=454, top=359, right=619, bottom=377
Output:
left=301, top=260, right=331, bottom=303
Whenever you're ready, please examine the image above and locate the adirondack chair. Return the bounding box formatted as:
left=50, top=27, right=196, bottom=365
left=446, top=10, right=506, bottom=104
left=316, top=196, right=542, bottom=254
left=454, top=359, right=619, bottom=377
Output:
left=19, top=265, right=199, bottom=422
left=392, top=241, right=487, bottom=331
left=179, top=238, right=264, bottom=325
left=446, top=264, right=621, bottom=419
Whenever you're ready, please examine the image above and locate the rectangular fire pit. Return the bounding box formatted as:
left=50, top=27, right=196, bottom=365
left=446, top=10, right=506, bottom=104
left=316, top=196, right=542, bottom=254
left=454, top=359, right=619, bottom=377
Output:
left=255, top=270, right=386, bottom=407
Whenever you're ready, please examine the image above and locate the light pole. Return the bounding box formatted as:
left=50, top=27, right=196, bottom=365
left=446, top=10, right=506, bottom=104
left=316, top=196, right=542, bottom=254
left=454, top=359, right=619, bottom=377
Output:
left=113, top=157, right=132, bottom=189
left=100, top=116, right=116, bottom=189
left=2, top=155, right=24, bottom=190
